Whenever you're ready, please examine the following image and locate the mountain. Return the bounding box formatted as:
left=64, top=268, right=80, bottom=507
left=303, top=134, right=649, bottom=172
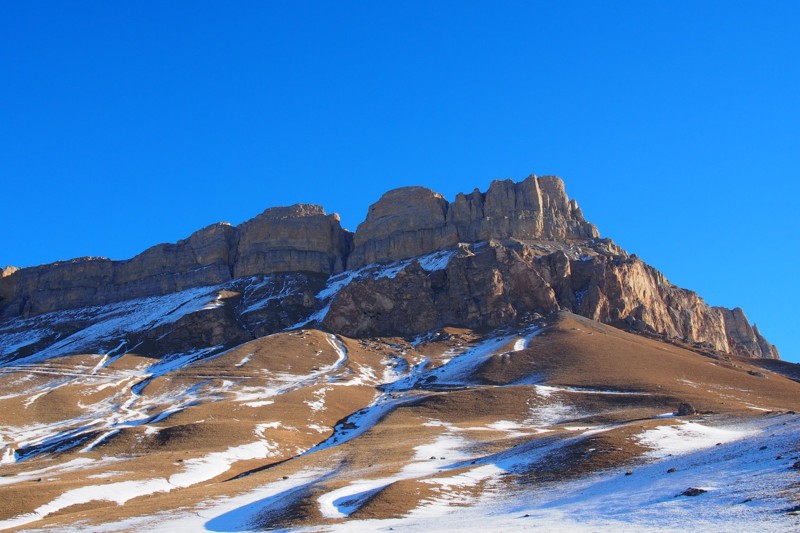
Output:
left=0, top=175, right=797, bottom=532
left=0, top=175, right=779, bottom=361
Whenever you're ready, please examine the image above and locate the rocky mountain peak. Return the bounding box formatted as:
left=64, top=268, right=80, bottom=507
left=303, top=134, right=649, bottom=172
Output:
left=233, top=203, right=351, bottom=278
left=346, top=175, right=598, bottom=269
left=354, top=186, right=449, bottom=244
left=448, top=174, right=598, bottom=243
left=0, top=173, right=781, bottom=361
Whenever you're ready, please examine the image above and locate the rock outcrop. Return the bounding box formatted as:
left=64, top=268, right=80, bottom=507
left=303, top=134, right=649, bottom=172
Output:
left=0, top=174, right=780, bottom=360
left=324, top=241, right=779, bottom=359
left=447, top=175, right=598, bottom=243
left=347, top=175, right=598, bottom=268
left=0, top=205, right=350, bottom=319
left=233, top=204, right=351, bottom=278
left=0, top=221, right=235, bottom=319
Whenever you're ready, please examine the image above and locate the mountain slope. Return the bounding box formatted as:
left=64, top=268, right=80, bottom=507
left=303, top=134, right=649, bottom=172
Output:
left=0, top=174, right=796, bottom=531
left=0, top=313, right=798, bottom=531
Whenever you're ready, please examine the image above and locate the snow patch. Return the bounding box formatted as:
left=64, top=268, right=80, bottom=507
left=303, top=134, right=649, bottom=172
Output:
left=0, top=441, right=278, bottom=530
left=638, top=421, right=756, bottom=458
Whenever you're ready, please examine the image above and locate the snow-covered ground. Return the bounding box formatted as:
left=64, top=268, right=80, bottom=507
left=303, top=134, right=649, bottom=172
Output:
left=42, top=413, right=800, bottom=533
left=0, top=285, right=227, bottom=364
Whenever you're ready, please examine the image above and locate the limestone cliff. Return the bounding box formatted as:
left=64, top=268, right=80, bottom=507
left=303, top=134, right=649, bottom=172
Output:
left=347, top=175, right=598, bottom=268
left=233, top=204, right=351, bottom=278
left=0, top=221, right=235, bottom=319
left=0, top=206, right=350, bottom=318
left=0, top=174, right=780, bottom=360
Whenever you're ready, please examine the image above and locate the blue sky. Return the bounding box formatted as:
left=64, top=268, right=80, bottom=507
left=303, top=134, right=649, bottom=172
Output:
left=2, top=2, right=798, bottom=361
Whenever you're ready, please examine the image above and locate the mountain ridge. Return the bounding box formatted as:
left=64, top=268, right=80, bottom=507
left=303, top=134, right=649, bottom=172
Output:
left=1, top=175, right=798, bottom=532
left=0, top=174, right=779, bottom=359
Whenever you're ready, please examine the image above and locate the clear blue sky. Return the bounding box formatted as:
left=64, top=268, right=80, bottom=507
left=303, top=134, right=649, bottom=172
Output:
left=2, top=2, right=798, bottom=361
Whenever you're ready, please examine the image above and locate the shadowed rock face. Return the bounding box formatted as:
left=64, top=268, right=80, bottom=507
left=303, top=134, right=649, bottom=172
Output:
left=0, top=205, right=352, bottom=319
left=347, top=175, right=598, bottom=269
left=0, top=175, right=780, bottom=359
left=0, top=223, right=237, bottom=318
left=233, top=204, right=352, bottom=278
left=324, top=241, right=779, bottom=359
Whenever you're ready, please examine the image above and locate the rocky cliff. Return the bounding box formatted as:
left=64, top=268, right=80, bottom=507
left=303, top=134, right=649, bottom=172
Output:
left=0, top=205, right=350, bottom=319
left=347, top=175, right=598, bottom=268
left=324, top=241, right=779, bottom=359
left=0, top=174, right=779, bottom=360
left=233, top=204, right=351, bottom=278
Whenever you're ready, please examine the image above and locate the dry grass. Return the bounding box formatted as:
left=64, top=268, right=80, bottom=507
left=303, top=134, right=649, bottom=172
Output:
left=2, top=313, right=799, bottom=530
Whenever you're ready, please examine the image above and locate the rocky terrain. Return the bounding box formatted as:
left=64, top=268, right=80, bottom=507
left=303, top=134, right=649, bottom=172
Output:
left=0, top=174, right=796, bottom=532
left=0, top=175, right=779, bottom=360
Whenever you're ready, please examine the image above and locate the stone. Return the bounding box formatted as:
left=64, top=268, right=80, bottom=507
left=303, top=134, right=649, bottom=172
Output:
left=448, top=176, right=598, bottom=243
left=720, top=308, right=780, bottom=359
left=0, top=205, right=351, bottom=319
left=0, top=174, right=781, bottom=361
left=233, top=204, right=352, bottom=278
left=347, top=175, right=598, bottom=269
left=0, top=223, right=237, bottom=318
left=347, top=187, right=456, bottom=268
left=679, top=487, right=707, bottom=497
left=326, top=239, right=780, bottom=359
left=677, top=402, right=697, bottom=416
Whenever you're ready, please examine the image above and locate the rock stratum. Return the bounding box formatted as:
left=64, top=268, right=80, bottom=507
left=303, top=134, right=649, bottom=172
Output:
left=0, top=174, right=777, bottom=360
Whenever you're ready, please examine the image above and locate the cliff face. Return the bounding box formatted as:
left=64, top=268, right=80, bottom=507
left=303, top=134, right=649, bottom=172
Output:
left=0, top=223, right=236, bottom=319
left=233, top=204, right=352, bottom=278
left=448, top=176, right=598, bottom=243
left=347, top=175, right=598, bottom=268
left=0, top=205, right=350, bottom=318
left=323, top=241, right=778, bottom=359
left=0, top=175, right=780, bottom=360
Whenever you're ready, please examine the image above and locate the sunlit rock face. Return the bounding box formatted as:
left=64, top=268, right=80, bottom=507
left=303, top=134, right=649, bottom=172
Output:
left=346, top=175, right=598, bottom=269
left=325, top=241, right=779, bottom=360
left=0, top=174, right=778, bottom=360
left=233, top=204, right=352, bottom=278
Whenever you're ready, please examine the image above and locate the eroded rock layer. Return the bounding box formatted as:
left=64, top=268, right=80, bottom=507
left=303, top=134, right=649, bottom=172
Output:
left=0, top=175, right=779, bottom=359
left=347, top=175, right=598, bottom=268
left=0, top=205, right=350, bottom=319
left=325, top=241, right=779, bottom=359
left=232, top=204, right=352, bottom=278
